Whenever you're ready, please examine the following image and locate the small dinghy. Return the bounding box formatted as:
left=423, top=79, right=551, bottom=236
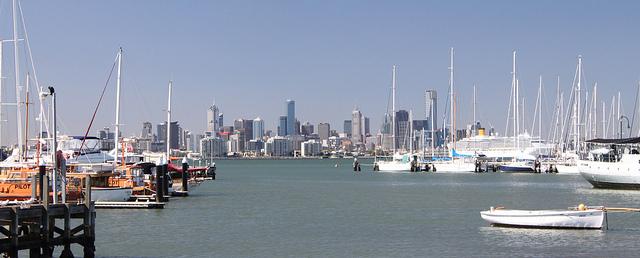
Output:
left=480, top=204, right=639, bottom=229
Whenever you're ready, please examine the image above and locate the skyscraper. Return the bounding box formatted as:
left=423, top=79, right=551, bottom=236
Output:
left=286, top=100, right=295, bottom=136
left=318, top=123, right=330, bottom=140
left=253, top=117, right=264, bottom=140
left=351, top=106, right=363, bottom=143
left=343, top=120, right=352, bottom=137
left=425, top=90, right=438, bottom=147
left=278, top=116, right=287, bottom=136
left=207, top=101, right=220, bottom=135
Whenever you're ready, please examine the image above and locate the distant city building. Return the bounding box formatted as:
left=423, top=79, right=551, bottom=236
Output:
left=351, top=105, right=367, bottom=144
left=207, top=101, right=221, bottom=135
left=301, top=122, right=314, bottom=136
left=286, top=99, right=295, bottom=136
left=157, top=121, right=180, bottom=151
left=200, top=137, right=226, bottom=157
left=265, top=136, right=292, bottom=156
left=278, top=115, right=287, bottom=136
left=246, top=139, right=264, bottom=153
left=301, top=140, right=323, bottom=156
left=253, top=117, right=265, bottom=140
left=141, top=122, right=152, bottom=139
left=318, top=123, right=330, bottom=140
left=294, top=119, right=300, bottom=135
left=425, top=90, right=438, bottom=148
left=343, top=120, right=352, bottom=137
left=234, top=118, right=253, bottom=143
left=395, top=110, right=410, bottom=150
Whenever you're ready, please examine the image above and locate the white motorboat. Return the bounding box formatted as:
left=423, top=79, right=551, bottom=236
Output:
left=375, top=153, right=415, bottom=172
left=480, top=205, right=606, bottom=229
left=578, top=138, right=640, bottom=189
left=88, top=187, right=133, bottom=202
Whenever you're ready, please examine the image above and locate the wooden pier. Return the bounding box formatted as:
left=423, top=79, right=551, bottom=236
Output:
left=0, top=202, right=95, bottom=257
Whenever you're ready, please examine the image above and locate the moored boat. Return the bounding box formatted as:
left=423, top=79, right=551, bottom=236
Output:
left=480, top=205, right=606, bottom=229
left=578, top=137, right=640, bottom=189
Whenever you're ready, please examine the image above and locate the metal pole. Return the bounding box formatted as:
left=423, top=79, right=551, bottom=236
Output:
left=182, top=157, right=189, bottom=192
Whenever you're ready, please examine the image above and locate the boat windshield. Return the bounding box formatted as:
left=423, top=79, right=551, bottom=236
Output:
left=61, top=138, right=102, bottom=154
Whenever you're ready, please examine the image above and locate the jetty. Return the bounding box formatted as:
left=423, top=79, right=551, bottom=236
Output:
left=0, top=175, right=95, bottom=257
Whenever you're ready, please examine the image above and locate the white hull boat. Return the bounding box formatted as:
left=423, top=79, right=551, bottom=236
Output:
left=88, top=187, right=133, bottom=202
left=555, top=164, right=580, bottom=174
left=480, top=206, right=606, bottom=229
left=579, top=138, right=640, bottom=189
left=431, top=160, right=475, bottom=173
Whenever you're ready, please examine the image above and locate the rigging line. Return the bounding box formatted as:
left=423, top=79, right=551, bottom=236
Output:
left=631, top=81, right=639, bottom=136
left=77, top=53, right=118, bottom=160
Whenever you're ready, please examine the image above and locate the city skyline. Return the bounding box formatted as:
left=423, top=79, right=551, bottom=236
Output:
left=0, top=1, right=639, bottom=146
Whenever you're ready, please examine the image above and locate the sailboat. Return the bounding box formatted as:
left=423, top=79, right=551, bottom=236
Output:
left=429, top=47, right=476, bottom=172
left=373, top=66, right=416, bottom=172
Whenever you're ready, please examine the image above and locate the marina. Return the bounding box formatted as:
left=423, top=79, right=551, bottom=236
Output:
left=38, top=158, right=640, bottom=257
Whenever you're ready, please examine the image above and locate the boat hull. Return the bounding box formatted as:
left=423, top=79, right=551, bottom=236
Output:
left=480, top=209, right=605, bottom=229
left=500, top=163, right=536, bottom=173
left=89, top=187, right=133, bottom=202
left=375, top=161, right=412, bottom=172
left=431, top=162, right=475, bottom=172
left=578, top=154, right=640, bottom=190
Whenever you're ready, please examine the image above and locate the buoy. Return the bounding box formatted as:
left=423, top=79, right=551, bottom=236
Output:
left=578, top=204, right=586, bottom=211
left=335, top=164, right=338, bottom=167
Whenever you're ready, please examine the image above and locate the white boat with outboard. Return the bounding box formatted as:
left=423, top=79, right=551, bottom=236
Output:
left=578, top=137, right=640, bottom=189
left=480, top=205, right=606, bottom=229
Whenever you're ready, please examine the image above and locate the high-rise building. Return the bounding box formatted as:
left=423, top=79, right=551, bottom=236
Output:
left=301, top=122, right=314, bottom=136
left=318, top=123, right=330, bottom=140
left=286, top=100, right=295, bottom=136
left=253, top=118, right=264, bottom=140
left=278, top=116, right=287, bottom=136
left=234, top=119, right=253, bottom=142
left=343, top=120, right=352, bottom=137
left=141, top=122, right=152, bottom=139
left=425, top=90, right=438, bottom=147
left=351, top=106, right=363, bottom=143
left=207, top=101, right=220, bottom=135
left=395, top=110, right=410, bottom=150
left=157, top=121, right=180, bottom=151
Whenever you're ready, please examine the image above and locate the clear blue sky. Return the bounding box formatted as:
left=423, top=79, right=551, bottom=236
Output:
left=2, top=0, right=640, bottom=145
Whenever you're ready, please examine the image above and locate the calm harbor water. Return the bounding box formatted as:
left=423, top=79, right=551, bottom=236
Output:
left=60, top=158, right=640, bottom=257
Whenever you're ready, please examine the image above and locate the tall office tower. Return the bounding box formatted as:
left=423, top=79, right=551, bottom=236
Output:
left=301, top=122, right=314, bottom=136
left=158, top=121, right=180, bottom=150
left=395, top=110, right=410, bottom=150
left=425, top=90, right=438, bottom=147
left=279, top=116, right=287, bottom=136
left=141, top=122, right=152, bottom=139
left=234, top=119, right=254, bottom=141
left=364, top=117, right=370, bottom=136
left=207, top=101, right=220, bottom=134
left=351, top=106, right=364, bottom=143
left=286, top=99, right=295, bottom=136
left=318, top=123, right=330, bottom=140
left=343, top=120, right=352, bottom=137
left=253, top=117, right=265, bottom=140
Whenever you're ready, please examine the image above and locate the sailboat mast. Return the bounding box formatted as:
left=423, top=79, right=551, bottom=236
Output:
left=114, top=48, right=123, bottom=163
left=450, top=47, right=454, bottom=148
left=13, top=0, right=23, bottom=160
left=576, top=55, right=581, bottom=152
left=0, top=41, right=3, bottom=156
left=538, top=74, right=542, bottom=139
left=512, top=51, right=518, bottom=149
left=166, top=81, right=172, bottom=161
left=392, top=66, right=396, bottom=151
left=473, top=85, right=476, bottom=137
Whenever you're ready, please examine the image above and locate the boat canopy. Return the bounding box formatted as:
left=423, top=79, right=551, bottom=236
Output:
left=586, top=137, right=640, bottom=144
